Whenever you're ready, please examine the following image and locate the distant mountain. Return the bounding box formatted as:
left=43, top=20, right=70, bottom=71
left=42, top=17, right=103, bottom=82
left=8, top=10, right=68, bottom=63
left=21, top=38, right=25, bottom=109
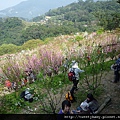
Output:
left=0, top=0, right=78, bottom=20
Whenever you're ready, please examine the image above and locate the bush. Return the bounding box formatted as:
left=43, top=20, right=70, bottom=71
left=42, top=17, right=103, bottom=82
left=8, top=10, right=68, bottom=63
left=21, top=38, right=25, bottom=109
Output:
left=75, top=35, right=84, bottom=42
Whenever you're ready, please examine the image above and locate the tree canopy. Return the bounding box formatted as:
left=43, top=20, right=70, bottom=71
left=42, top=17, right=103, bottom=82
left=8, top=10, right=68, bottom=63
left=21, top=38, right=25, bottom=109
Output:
left=0, top=0, right=120, bottom=47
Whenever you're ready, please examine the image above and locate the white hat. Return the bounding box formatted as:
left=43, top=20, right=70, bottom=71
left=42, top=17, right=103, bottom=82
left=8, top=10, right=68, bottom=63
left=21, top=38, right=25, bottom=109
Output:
left=72, top=60, right=76, bottom=63
left=72, top=62, right=78, bottom=68
left=80, top=101, right=89, bottom=111
left=26, top=88, right=30, bottom=91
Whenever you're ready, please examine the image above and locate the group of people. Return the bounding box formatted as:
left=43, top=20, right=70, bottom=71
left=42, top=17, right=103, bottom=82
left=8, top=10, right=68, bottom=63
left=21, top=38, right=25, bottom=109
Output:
left=59, top=59, right=99, bottom=117
left=4, top=54, right=120, bottom=111
left=58, top=93, right=99, bottom=117
left=59, top=54, right=120, bottom=116
left=19, top=68, right=36, bottom=103
left=5, top=68, right=36, bottom=92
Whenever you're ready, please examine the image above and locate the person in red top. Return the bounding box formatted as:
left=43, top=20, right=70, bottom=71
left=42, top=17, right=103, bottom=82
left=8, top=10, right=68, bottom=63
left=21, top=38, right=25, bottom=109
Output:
left=24, top=77, right=28, bottom=85
left=5, top=79, right=12, bottom=91
left=86, top=56, right=91, bottom=66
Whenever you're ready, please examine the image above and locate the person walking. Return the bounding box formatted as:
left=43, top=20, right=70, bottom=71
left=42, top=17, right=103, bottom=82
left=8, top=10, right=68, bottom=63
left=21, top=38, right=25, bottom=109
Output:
left=69, top=60, right=84, bottom=91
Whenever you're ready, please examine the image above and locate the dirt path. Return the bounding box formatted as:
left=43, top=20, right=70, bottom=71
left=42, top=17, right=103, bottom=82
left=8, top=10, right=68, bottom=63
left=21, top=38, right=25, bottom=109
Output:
left=68, top=70, right=120, bottom=114
left=64, top=70, right=120, bottom=114
left=98, top=70, right=120, bottom=114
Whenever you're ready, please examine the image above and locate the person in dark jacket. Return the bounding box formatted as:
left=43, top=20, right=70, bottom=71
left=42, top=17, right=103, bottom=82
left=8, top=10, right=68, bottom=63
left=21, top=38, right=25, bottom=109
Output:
left=111, top=55, right=120, bottom=83
left=69, top=86, right=77, bottom=103
left=58, top=100, right=71, bottom=114
left=58, top=100, right=72, bottom=120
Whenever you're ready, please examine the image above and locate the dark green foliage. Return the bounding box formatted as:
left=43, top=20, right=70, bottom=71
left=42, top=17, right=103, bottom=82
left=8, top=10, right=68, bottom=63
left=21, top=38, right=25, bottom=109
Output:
left=0, top=17, right=24, bottom=46
left=22, top=39, right=44, bottom=50
left=94, top=11, right=120, bottom=31
left=43, top=0, right=120, bottom=31
left=0, top=0, right=120, bottom=51
left=0, top=92, right=26, bottom=113
left=21, top=24, right=79, bottom=41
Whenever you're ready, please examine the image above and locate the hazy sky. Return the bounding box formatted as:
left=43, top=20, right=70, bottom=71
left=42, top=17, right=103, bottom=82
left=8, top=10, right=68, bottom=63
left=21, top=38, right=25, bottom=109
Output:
left=0, top=0, right=27, bottom=10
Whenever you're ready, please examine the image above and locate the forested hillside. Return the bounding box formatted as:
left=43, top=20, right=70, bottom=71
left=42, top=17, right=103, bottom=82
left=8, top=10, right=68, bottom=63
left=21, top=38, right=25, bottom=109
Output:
left=0, top=0, right=120, bottom=56
left=33, top=0, right=120, bottom=31
left=0, top=0, right=120, bottom=115
left=0, top=17, right=24, bottom=45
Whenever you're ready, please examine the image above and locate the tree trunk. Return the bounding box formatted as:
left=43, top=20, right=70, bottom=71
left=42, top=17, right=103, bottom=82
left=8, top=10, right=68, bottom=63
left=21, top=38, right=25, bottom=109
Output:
left=94, top=97, right=111, bottom=114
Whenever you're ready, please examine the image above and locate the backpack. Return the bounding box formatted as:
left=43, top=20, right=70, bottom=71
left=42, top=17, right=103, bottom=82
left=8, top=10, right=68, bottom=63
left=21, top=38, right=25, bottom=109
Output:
left=20, top=91, right=25, bottom=98
left=65, top=91, right=73, bottom=102
left=68, top=68, right=76, bottom=81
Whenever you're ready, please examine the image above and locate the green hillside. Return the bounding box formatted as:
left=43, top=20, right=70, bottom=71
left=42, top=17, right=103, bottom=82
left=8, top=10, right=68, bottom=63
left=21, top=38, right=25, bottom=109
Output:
left=0, top=0, right=120, bottom=50
left=0, top=0, right=120, bottom=116
left=33, top=0, right=120, bottom=31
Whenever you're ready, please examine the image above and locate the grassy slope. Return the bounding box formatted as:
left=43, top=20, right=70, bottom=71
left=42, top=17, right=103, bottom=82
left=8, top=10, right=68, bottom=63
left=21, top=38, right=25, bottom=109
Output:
left=0, top=30, right=120, bottom=114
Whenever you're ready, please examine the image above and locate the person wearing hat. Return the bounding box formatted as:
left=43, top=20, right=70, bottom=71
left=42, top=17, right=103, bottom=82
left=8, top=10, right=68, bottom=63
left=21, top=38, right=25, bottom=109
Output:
left=71, top=60, right=76, bottom=66
left=69, top=60, right=84, bottom=91
left=84, top=93, right=99, bottom=114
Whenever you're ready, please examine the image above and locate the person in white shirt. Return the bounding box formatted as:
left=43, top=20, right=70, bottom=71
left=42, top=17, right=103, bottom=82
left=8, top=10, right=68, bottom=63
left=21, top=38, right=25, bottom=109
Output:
left=84, top=93, right=99, bottom=114
left=69, top=60, right=84, bottom=91
left=24, top=88, right=33, bottom=103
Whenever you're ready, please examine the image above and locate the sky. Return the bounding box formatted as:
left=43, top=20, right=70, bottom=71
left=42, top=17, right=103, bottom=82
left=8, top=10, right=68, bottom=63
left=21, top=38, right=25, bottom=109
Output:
left=0, top=0, right=27, bottom=10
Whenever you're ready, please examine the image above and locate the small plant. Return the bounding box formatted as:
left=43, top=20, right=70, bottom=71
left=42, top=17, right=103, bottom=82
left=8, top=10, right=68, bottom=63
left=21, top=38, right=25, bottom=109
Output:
left=96, top=28, right=104, bottom=35
left=75, top=35, right=84, bottom=42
